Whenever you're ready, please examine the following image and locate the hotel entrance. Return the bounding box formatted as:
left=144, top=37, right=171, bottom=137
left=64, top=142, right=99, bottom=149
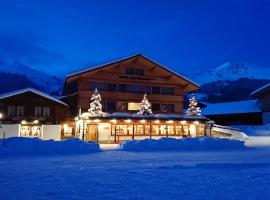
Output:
left=86, top=124, right=97, bottom=142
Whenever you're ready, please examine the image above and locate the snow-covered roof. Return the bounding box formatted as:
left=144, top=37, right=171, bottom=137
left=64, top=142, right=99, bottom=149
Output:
left=0, top=88, right=68, bottom=107
left=66, top=54, right=199, bottom=88
left=250, top=83, right=270, bottom=97
left=202, top=100, right=261, bottom=115
left=78, top=112, right=207, bottom=121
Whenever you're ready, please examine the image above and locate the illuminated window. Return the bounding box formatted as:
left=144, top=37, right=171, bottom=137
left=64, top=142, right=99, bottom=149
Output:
left=32, top=126, right=41, bottom=137
left=167, top=125, right=174, bottom=135
left=112, top=124, right=133, bottom=136
left=20, top=125, right=42, bottom=138
left=175, top=126, right=183, bottom=136
left=151, top=125, right=160, bottom=135
left=63, top=124, right=73, bottom=136
left=128, top=103, right=140, bottom=111
left=134, top=125, right=144, bottom=135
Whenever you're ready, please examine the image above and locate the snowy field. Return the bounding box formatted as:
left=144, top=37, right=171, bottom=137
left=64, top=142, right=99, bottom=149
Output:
left=1, top=149, right=270, bottom=200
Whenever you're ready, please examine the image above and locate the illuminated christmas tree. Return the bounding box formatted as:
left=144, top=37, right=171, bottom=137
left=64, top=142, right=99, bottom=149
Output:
left=186, top=94, right=201, bottom=116
left=88, top=88, right=103, bottom=117
left=137, top=94, right=153, bottom=116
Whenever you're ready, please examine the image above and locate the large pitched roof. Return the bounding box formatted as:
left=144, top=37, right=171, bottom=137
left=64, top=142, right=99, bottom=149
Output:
left=66, top=54, right=199, bottom=88
left=251, top=83, right=270, bottom=97
left=0, top=88, right=68, bottom=107
left=202, top=100, right=261, bottom=116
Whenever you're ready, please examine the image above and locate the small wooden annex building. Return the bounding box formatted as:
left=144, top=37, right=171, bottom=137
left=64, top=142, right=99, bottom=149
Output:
left=0, top=88, right=69, bottom=140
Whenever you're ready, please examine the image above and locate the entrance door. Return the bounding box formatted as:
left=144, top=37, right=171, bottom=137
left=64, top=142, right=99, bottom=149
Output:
left=86, top=124, right=97, bottom=141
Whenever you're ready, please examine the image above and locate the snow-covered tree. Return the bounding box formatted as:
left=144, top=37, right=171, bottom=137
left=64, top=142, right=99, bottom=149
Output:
left=88, top=88, right=103, bottom=117
left=186, top=94, right=201, bottom=116
left=137, top=94, right=153, bottom=116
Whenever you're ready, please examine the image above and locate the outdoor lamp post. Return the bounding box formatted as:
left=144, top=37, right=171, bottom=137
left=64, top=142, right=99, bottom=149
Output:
left=0, top=113, right=4, bottom=146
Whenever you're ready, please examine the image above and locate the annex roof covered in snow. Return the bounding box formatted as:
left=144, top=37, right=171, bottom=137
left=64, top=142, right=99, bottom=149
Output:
left=251, top=83, right=270, bottom=97
left=0, top=88, right=68, bottom=107
left=202, top=100, right=261, bottom=116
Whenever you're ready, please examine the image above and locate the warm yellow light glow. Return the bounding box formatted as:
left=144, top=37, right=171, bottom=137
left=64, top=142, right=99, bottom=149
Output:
left=63, top=124, right=68, bottom=129
left=110, top=119, right=117, bottom=123
left=33, top=120, right=39, bottom=124
left=75, top=117, right=79, bottom=121
left=154, top=120, right=160, bottom=123
left=193, top=121, right=200, bottom=125
left=128, top=102, right=140, bottom=111
left=180, top=120, right=187, bottom=125
left=140, top=119, right=146, bottom=123
left=0, top=113, right=3, bottom=119
left=21, top=120, right=26, bottom=125
left=125, top=119, right=132, bottom=123
left=93, top=119, right=100, bottom=123
left=167, top=120, right=174, bottom=124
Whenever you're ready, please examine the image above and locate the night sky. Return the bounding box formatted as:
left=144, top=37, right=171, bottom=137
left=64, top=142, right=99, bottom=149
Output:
left=0, top=0, right=269, bottom=76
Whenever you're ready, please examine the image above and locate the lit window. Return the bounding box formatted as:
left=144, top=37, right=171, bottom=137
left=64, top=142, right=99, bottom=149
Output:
left=128, top=103, right=140, bottom=111
left=63, top=124, right=73, bottom=136
left=32, top=126, right=41, bottom=137
left=34, top=107, right=42, bottom=116
left=43, top=107, right=50, bottom=117
left=112, top=125, right=133, bottom=136
left=134, top=125, right=144, bottom=135
left=7, top=106, right=16, bottom=116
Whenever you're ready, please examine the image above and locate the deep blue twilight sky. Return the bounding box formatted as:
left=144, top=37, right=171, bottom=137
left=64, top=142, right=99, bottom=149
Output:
left=0, top=0, right=269, bottom=76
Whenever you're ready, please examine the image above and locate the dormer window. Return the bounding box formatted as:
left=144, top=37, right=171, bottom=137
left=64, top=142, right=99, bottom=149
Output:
left=126, top=68, right=144, bottom=76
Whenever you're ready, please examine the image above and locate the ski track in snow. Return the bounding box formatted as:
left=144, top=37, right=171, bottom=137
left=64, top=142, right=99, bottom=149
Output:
left=0, top=150, right=270, bottom=200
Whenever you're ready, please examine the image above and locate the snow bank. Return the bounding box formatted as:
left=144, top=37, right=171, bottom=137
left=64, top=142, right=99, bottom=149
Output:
left=0, top=137, right=100, bottom=156
left=121, top=137, right=247, bottom=152
left=232, top=124, right=270, bottom=136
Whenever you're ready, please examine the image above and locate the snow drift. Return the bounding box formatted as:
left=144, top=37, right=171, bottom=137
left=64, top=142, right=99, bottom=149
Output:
left=121, top=137, right=247, bottom=152
left=0, top=137, right=100, bottom=156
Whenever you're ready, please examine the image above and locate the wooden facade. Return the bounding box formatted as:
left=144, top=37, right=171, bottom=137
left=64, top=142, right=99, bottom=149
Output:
left=0, top=88, right=69, bottom=124
left=61, top=54, right=199, bottom=117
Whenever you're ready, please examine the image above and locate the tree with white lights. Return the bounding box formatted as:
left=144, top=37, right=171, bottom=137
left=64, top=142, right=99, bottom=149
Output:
left=186, top=94, right=201, bottom=116
left=137, top=93, right=153, bottom=116
left=88, top=88, right=103, bottom=117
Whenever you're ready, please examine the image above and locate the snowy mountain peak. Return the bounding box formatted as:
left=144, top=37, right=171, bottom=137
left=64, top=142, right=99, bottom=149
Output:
left=0, top=59, right=63, bottom=95
left=191, top=62, right=270, bottom=84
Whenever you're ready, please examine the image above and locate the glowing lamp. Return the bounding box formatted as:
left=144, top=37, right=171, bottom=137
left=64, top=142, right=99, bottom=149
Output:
left=125, top=119, right=132, bottom=123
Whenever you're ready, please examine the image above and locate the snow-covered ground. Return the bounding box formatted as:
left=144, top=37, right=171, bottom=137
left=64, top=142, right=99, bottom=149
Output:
left=1, top=150, right=270, bottom=200
left=233, top=124, right=270, bottom=136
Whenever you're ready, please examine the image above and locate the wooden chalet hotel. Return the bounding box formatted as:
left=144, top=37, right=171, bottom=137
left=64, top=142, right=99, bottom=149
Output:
left=0, top=54, right=208, bottom=143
